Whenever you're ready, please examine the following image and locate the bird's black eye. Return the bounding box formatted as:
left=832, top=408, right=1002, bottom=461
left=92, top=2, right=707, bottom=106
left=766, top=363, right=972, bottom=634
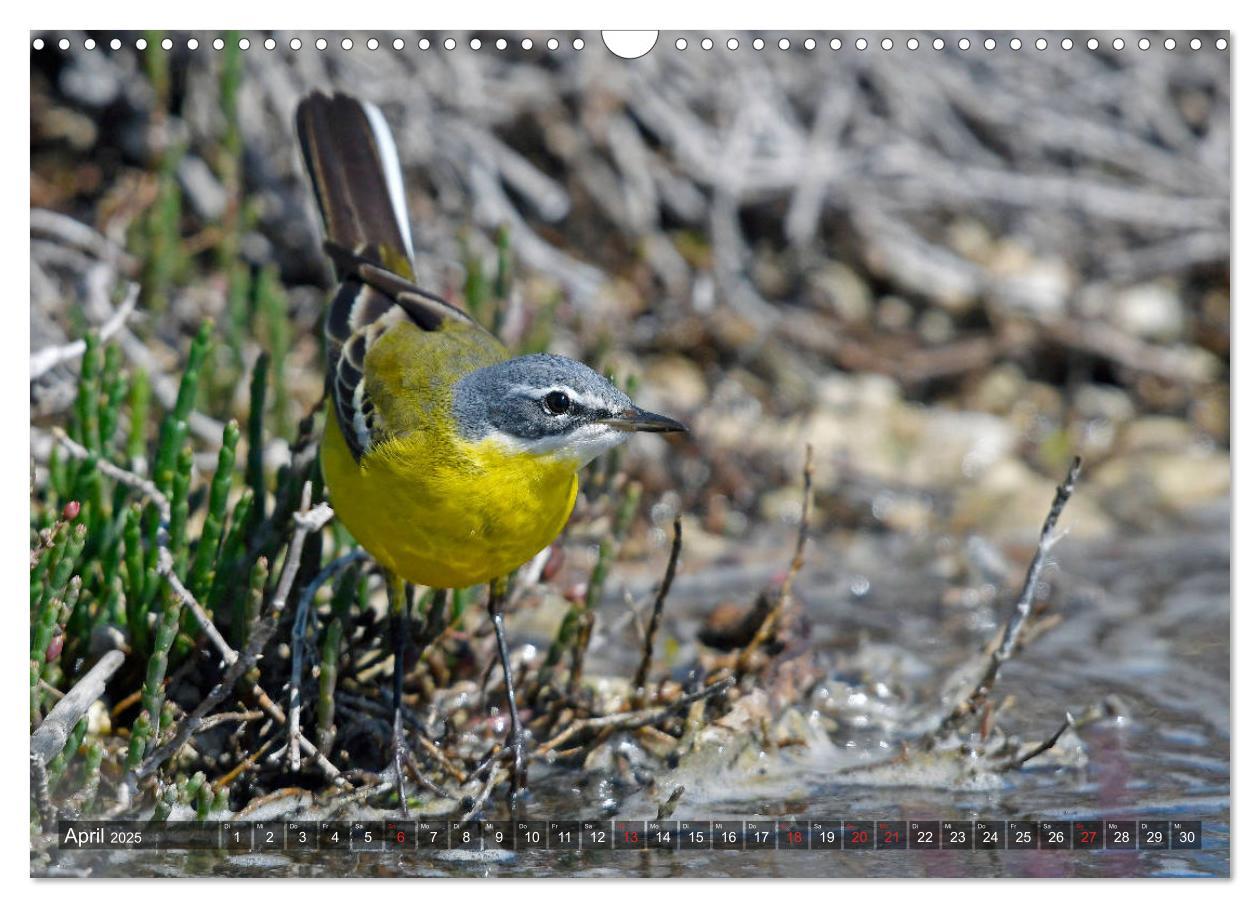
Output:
left=542, top=390, right=571, bottom=416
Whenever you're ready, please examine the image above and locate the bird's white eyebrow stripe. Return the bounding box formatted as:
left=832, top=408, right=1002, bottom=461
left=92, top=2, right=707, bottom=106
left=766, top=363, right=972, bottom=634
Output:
left=507, top=384, right=607, bottom=411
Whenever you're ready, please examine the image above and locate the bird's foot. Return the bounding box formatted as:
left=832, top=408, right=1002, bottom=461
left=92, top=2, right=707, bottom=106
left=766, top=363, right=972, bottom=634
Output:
left=505, top=726, right=529, bottom=805
left=390, top=708, right=412, bottom=817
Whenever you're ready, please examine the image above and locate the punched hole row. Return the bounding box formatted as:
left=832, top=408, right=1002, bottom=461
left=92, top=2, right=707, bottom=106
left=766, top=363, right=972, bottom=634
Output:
left=32, top=34, right=1230, bottom=53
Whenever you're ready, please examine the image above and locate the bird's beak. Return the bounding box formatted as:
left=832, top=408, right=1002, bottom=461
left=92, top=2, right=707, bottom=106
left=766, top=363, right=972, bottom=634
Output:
left=601, top=406, right=689, bottom=434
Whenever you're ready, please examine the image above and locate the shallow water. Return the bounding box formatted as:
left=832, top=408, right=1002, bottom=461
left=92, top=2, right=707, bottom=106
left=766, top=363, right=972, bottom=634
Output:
left=38, top=503, right=1230, bottom=878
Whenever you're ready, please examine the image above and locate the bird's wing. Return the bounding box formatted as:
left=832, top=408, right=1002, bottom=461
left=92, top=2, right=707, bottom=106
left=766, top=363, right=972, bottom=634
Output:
left=296, top=91, right=490, bottom=462
left=323, top=245, right=492, bottom=459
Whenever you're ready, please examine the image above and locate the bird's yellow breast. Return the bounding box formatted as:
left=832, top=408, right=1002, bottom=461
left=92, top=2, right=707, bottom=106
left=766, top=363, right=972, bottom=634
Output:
left=321, top=405, right=579, bottom=589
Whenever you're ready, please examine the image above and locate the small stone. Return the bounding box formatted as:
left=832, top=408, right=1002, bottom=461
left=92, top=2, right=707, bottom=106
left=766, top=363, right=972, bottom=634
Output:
left=871, top=491, right=933, bottom=533
left=969, top=365, right=1027, bottom=415
left=1191, top=386, right=1229, bottom=441
left=806, top=262, right=873, bottom=324
left=875, top=295, right=915, bottom=332
left=1146, top=452, right=1231, bottom=511
left=643, top=355, right=709, bottom=412
left=946, top=218, right=994, bottom=263
left=1111, top=283, right=1186, bottom=341
left=1116, top=417, right=1197, bottom=455
left=59, top=50, right=122, bottom=108
left=753, top=253, right=791, bottom=299
left=992, top=258, right=1073, bottom=318
left=1073, top=384, right=1136, bottom=425
left=87, top=699, right=112, bottom=737
left=908, top=410, right=1017, bottom=485
left=1093, top=450, right=1230, bottom=520
left=918, top=309, right=955, bottom=345
left=953, top=458, right=1113, bottom=539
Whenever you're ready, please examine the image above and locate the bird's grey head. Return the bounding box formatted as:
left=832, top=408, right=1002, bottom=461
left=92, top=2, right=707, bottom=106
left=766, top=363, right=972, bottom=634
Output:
left=452, top=353, right=686, bottom=466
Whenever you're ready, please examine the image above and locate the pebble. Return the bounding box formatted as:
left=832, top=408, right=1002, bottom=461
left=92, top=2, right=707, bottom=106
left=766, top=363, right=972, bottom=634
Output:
left=1111, top=282, right=1186, bottom=341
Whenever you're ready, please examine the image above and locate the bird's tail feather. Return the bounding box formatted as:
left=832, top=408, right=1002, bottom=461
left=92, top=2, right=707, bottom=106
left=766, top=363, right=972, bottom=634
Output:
left=295, top=91, right=415, bottom=279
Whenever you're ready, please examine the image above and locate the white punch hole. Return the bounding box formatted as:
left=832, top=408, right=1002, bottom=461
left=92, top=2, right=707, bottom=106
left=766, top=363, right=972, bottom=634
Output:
left=601, top=31, right=658, bottom=59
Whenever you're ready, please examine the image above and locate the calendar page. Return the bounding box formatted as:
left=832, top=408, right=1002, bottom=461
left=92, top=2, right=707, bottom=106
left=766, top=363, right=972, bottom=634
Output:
left=29, top=28, right=1230, bottom=880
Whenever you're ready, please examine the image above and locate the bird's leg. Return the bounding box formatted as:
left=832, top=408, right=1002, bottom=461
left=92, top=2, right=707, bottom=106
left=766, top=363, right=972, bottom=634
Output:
left=488, top=576, right=528, bottom=802
left=387, top=572, right=412, bottom=815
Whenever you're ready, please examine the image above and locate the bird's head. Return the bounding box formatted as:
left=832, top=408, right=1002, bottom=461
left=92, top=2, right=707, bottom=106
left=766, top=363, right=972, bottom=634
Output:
left=452, top=353, right=687, bottom=467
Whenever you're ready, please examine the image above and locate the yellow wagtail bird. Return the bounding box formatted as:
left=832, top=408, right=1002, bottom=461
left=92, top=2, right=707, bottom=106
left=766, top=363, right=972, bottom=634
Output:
left=295, top=91, right=686, bottom=801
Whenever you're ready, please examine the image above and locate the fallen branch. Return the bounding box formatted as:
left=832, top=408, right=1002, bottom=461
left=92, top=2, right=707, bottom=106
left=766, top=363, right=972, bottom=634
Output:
left=29, top=649, right=125, bottom=831
left=30, top=649, right=125, bottom=768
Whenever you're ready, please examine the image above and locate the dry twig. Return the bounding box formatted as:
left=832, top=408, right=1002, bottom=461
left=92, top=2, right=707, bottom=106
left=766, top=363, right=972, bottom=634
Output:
left=934, top=456, right=1082, bottom=739
left=631, top=514, right=683, bottom=706
left=134, top=484, right=344, bottom=787
left=736, top=445, right=814, bottom=675
left=537, top=676, right=734, bottom=755
left=287, top=549, right=368, bottom=771
left=30, top=649, right=126, bottom=829
left=29, top=283, right=139, bottom=380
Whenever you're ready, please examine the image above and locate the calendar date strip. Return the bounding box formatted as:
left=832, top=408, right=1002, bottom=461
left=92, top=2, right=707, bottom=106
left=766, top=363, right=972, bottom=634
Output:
left=58, top=819, right=1203, bottom=851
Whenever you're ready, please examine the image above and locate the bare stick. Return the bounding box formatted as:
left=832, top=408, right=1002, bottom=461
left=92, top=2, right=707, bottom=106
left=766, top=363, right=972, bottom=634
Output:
left=655, top=784, right=686, bottom=821
left=999, top=712, right=1074, bottom=771
left=536, top=676, right=734, bottom=755
left=631, top=514, right=683, bottom=704
left=30, top=649, right=125, bottom=831
left=460, top=765, right=506, bottom=823
left=193, top=710, right=264, bottom=734
left=30, top=284, right=140, bottom=380
left=31, top=756, right=54, bottom=830
left=49, top=428, right=169, bottom=523
left=30, top=208, right=137, bottom=267
left=30, top=649, right=125, bottom=767
left=737, top=445, right=814, bottom=675
left=934, top=456, right=1082, bottom=738
left=47, top=430, right=231, bottom=659
left=287, top=550, right=367, bottom=771
left=157, top=559, right=238, bottom=670
left=44, top=431, right=343, bottom=784
left=402, top=750, right=459, bottom=803
left=137, top=486, right=344, bottom=786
